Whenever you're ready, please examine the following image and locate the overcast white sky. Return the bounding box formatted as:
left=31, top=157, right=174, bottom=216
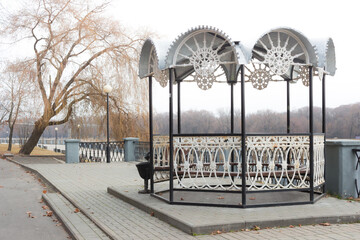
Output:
left=1, top=0, right=359, bottom=115
left=109, top=0, right=360, bottom=114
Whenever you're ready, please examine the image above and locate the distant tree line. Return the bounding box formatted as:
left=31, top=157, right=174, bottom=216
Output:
left=153, top=103, right=360, bottom=139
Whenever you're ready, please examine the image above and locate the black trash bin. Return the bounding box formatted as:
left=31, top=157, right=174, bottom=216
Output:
left=136, top=152, right=151, bottom=193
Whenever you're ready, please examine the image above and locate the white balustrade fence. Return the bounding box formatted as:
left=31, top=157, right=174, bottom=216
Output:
left=152, top=135, right=325, bottom=191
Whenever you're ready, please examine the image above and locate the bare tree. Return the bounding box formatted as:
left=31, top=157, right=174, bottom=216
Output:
left=0, top=100, right=9, bottom=125
left=1, top=0, right=145, bottom=154
left=0, top=61, right=33, bottom=151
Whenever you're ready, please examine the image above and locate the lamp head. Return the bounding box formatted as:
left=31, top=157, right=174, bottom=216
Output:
left=103, top=84, right=112, bottom=93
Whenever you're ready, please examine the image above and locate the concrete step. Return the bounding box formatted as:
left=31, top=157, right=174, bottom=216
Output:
left=43, top=193, right=110, bottom=240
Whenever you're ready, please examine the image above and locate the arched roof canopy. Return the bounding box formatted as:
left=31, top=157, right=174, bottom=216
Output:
left=312, top=38, right=336, bottom=76
left=139, top=38, right=171, bottom=87
left=139, top=38, right=158, bottom=79
left=165, top=26, right=242, bottom=82
left=249, top=27, right=318, bottom=78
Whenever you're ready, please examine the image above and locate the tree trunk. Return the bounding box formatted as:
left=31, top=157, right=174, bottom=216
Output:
left=7, top=126, right=14, bottom=151
left=19, top=119, right=47, bottom=155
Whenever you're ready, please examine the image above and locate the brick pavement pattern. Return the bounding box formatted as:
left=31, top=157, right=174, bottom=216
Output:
left=21, top=161, right=360, bottom=240
left=43, top=193, right=110, bottom=240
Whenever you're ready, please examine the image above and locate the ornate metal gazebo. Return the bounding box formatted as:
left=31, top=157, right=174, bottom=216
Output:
left=138, top=26, right=336, bottom=207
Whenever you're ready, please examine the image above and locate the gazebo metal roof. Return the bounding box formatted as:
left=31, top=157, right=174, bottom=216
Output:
left=139, top=25, right=336, bottom=90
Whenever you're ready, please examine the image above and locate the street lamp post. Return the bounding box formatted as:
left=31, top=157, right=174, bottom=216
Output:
left=55, top=127, right=58, bottom=152
left=103, top=84, right=112, bottom=163
left=77, top=124, right=81, bottom=139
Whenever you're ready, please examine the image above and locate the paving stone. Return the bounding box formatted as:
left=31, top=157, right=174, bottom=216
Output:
left=12, top=159, right=360, bottom=240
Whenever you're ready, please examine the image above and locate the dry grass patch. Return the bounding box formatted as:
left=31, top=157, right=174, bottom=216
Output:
left=0, top=144, right=63, bottom=156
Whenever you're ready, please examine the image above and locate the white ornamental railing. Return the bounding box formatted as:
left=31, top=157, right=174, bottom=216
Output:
left=152, top=135, right=325, bottom=190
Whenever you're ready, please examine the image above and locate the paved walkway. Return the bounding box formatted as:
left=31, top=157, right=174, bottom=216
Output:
left=10, top=158, right=360, bottom=240
left=0, top=158, right=70, bottom=240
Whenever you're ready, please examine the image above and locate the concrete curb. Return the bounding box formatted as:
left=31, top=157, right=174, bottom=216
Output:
left=6, top=157, right=117, bottom=240
left=43, top=193, right=110, bottom=240
left=42, top=194, right=81, bottom=240
left=107, top=187, right=194, bottom=234
left=107, top=186, right=360, bottom=235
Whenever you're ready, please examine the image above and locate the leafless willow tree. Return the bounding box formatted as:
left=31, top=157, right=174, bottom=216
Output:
left=1, top=0, right=147, bottom=154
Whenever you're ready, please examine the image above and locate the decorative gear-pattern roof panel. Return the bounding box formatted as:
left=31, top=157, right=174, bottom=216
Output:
left=249, top=27, right=318, bottom=78
left=164, top=25, right=242, bottom=82
left=138, top=26, right=336, bottom=89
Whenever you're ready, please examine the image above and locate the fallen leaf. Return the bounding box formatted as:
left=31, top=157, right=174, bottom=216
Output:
left=31, top=216, right=37, bottom=218
left=46, top=211, right=53, bottom=217
left=124, top=190, right=128, bottom=192
left=298, top=224, right=302, bottom=227
left=0, top=186, right=4, bottom=188
left=217, top=196, right=224, bottom=199
left=150, top=212, right=154, bottom=216
left=180, top=197, right=184, bottom=201
left=56, top=223, right=62, bottom=226
left=43, top=190, right=47, bottom=194
left=253, top=225, right=260, bottom=231
left=211, top=230, right=222, bottom=235
left=42, top=205, right=49, bottom=210
left=319, top=222, right=331, bottom=226
left=245, top=228, right=250, bottom=232
left=249, top=197, right=256, bottom=200
left=289, top=225, right=295, bottom=228
left=26, top=211, right=32, bottom=218
left=348, top=197, right=354, bottom=200
left=130, top=207, right=134, bottom=210
left=74, top=208, right=80, bottom=213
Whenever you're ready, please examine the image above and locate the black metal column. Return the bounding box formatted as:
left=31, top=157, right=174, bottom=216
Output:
left=322, top=74, right=326, bottom=134
left=231, top=82, right=235, bottom=178
left=177, top=81, right=181, bottom=134
left=322, top=72, right=326, bottom=194
left=287, top=80, right=290, bottom=133
left=287, top=66, right=294, bottom=134
left=240, top=65, right=246, bottom=206
left=231, top=83, right=234, bottom=133
left=106, top=93, right=110, bottom=163
left=309, top=66, right=314, bottom=202
left=149, top=76, right=154, bottom=193
left=169, top=69, right=174, bottom=202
